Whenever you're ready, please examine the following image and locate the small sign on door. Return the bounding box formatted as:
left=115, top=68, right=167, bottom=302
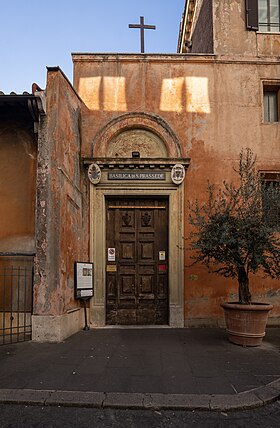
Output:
left=159, top=251, right=166, bottom=261
left=106, top=264, right=117, bottom=272
left=108, top=248, right=116, bottom=261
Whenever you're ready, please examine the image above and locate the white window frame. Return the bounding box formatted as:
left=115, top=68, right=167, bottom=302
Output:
left=258, top=0, right=280, bottom=32
left=262, top=82, right=280, bottom=123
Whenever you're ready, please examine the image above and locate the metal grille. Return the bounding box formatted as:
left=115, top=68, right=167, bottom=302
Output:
left=0, top=254, right=34, bottom=345
left=259, top=22, right=280, bottom=31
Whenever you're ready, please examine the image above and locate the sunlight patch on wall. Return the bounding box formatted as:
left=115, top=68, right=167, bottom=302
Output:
left=160, top=78, right=184, bottom=112
left=78, top=77, right=101, bottom=110
left=159, top=77, right=210, bottom=114
left=103, top=77, right=127, bottom=111
left=78, top=76, right=127, bottom=111
left=185, top=77, right=210, bottom=114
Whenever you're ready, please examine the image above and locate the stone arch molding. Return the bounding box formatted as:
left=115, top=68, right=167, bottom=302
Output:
left=92, top=112, right=182, bottom=158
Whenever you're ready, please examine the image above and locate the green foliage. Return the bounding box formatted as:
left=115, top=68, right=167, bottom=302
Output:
left=189, top=149, right=280, bottom=304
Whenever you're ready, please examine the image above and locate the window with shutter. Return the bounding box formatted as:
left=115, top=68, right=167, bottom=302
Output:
left=246, top=0, right=280, bottom=31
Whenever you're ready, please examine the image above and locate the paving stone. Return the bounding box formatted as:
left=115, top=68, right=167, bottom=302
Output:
left=0, top=328, right=279, bottom=411
left=144, top=393, right=211, bottom=410
left=45, top=390, right=105, bottom=408
left=0, top=388, right=53, bottom=405
left=209, top=392, right=263, bottom=411
left=103, top=392, right=145, bottom=408
left=254, top=382, right=280, bottom=404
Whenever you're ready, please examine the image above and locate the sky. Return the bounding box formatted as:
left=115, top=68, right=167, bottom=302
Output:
left=0, top=0, right=185, bottom=94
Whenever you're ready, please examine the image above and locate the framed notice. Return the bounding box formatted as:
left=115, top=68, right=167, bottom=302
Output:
left=74, top=262, right=94, bottom=299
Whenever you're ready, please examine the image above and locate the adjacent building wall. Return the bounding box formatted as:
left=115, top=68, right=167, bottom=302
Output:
left=33, top=68, right=88, bottom=341
left=180, top=1, right=280, bottom=58
left=212, top=0, right=280, bottom=58
left=191, top=0, right=213, bottom=53
left=0, top=123, right=37, bottom=253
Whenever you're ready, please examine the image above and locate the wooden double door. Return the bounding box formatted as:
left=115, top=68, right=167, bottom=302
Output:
left=106, top=197, right=169, bottom=325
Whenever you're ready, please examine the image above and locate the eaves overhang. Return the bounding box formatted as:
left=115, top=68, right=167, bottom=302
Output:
left=177, top=0, right=197, bottom=53
left=0, top=93, right=40, bottom=123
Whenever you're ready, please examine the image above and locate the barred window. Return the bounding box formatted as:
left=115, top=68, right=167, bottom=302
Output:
left=263, top=83, right=280, bottom=123
left=259, top=0, right=280, bottom=32
left=264, top=88, right=279, bottom=122
left=261, top=173, right=280, bottom=229
left=246, top=0, right=280, bottom=32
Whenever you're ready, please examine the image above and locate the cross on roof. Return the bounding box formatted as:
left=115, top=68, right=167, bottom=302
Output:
left=129, top=16, right=156, bottom=53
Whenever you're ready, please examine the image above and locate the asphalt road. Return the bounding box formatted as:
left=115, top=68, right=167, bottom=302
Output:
left=1, top=401, right=280, bottom=428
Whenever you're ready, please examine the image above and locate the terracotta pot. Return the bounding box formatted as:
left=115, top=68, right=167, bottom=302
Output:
left=221, top=302, right=273, bottom=347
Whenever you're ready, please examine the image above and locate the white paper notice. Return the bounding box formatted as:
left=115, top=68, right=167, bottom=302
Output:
left=76, top=263, right=93, bottom=289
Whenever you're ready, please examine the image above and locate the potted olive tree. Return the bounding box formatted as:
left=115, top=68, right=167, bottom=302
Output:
left=189, top=149, right=280, bottom=346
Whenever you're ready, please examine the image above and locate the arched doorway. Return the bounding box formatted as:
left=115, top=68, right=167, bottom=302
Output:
left=86, top=112, right=190, bottom=327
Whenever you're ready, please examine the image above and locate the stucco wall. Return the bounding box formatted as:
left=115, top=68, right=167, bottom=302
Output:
left=0, top=123, right=37, bottom=253
left=33, top=69, right=87, bottom=319
left=72, top=53, right=280, bottom=325
left=213, top=0, right=280, bottom=57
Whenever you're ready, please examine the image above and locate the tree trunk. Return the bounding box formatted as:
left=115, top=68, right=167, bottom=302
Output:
left=238, top=266, right=251, bottom=304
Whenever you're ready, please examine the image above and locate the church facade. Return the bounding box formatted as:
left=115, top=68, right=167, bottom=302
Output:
left=1, top=0, right=280, bottom=342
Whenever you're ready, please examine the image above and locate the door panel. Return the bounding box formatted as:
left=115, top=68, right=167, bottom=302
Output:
left=106, top=198, right=168, bottom=325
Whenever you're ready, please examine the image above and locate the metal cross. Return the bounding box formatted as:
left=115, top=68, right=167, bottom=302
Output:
left=129, top=16, right=156, bottom=53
